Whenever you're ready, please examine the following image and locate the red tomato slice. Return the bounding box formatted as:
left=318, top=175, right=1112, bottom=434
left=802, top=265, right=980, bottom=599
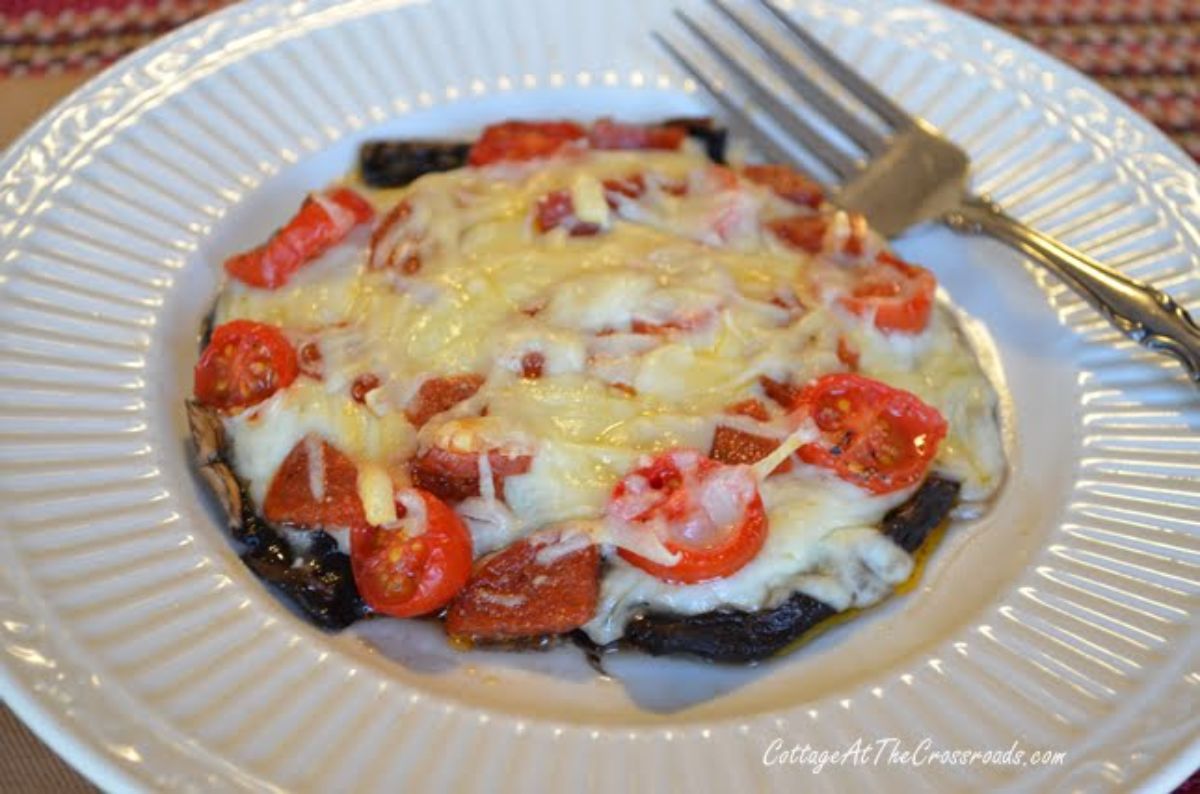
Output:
left=225, top=187, right=375, bottom=289
left=404, top=374, right=485, bottom=427
left=193, top=319, right=298, bottom=411
left=795, top=373, right=947, bottom=494
left=445, top=531, right=600, bottom=639
left=468, top=120, right=586, bottom=166
left=838, top=252, right=936, bottom=333
left=709, top=426, right=793, bottom=474
left=743, top=164, right=824, bottom=208
left=588, top=119, right=687, bottom=151
left=350, top=489, right=473, bottom=618
left=409, top=446, right=533, bottom=503
left=263, top=436, right=366, bottom=529
left=609, top=450, right=767, bottom=584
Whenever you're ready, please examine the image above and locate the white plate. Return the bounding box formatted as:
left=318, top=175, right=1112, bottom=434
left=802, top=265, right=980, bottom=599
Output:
left=1, top=1, right=1198, bottom=791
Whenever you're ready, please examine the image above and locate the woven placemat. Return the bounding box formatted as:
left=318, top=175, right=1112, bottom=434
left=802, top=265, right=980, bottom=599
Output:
left=0, top=1, right=1196, bottom=792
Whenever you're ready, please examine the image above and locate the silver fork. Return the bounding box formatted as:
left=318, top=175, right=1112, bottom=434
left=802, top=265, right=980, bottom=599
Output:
left=657, top=0, right=1200, bottom=382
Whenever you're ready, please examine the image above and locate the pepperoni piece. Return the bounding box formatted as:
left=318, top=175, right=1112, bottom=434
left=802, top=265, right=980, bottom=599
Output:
left=709, top=426, right=793, bottom=474
left=445, top=534, right=600, bottom=640
left=409, top=446, right=532, bottom=503
left=743, top=164, right=824, bottom=208
left=404, top=374, right=485, bottom=427
left=263, top=437, right=366, bottom=529
left=588, top=119, right=687, bottom=151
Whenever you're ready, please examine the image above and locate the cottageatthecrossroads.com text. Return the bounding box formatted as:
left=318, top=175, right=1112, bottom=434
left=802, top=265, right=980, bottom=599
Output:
left=762, top=737, right=1067, bottom=773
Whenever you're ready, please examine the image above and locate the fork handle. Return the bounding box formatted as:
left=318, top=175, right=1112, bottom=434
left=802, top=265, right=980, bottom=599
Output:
left=948, top=194, right=1200, bottom=382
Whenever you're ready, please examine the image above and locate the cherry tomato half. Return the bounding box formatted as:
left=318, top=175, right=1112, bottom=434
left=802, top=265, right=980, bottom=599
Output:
left=838, top=252, right=936, bottom=334
left=351, top=489, right=473, bottom=618
left=193, top=319, right=298, bottom=411
left=609, top=450, right=767, bottom=584
left=794, top=373, right=947, bottom=494
left=468, top=120, right=585, bottom=166
left=224, top=186, right=375, bottom=289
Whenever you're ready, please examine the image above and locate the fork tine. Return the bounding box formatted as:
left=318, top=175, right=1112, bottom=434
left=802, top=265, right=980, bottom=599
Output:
left=708, top=0, right=888, bottom=155
left=675, top=11, right=860, bottom=181
left=651, top=32, right=794, bottom=167
left=756, top=0, right=913, bottom=130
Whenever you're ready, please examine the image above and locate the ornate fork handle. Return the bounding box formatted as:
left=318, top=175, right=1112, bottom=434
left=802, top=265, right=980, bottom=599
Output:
left=947, top=194, right=1200, bottom=382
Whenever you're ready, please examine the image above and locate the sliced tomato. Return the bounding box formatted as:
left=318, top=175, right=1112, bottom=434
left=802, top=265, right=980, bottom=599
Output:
left=263, top=436, right=366, bottom=529
left=743, top=164, right=824, bottom=208
left=350, top=489, right=473, bottom=618
left=588, top=119, right=687, bottom=151
left=609, top=450, right=767, bottom=584
left=709, top=426, right=793, bottom=474
left=404, top=374, right=485, bottom=427
left=794, top=373, right=947, bottom=494
left=225, top=186, right=375, bottom=289
left=838, top=252, right=936, bottom=333
left=409, top=446, right=533, bottom=503
left=194, top=319, right=298, bottom=411
left=468, top=120, right=586, bottom=166
left=445, top=532, right=600, bottom=639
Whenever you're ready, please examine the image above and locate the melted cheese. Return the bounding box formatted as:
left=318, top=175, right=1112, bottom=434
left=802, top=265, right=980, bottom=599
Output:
left=214, top=146, right=1006, bottom=642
